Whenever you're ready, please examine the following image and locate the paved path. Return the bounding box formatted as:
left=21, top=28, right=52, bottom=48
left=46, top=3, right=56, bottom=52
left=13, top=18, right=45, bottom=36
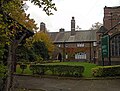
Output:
left=14, top=75, right=120, bottom=91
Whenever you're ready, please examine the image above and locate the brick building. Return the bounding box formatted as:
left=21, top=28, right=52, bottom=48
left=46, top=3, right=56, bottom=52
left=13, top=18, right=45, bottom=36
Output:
left=103, top=6, right=120, bottom=30
left=97, top=6, right=120, bottom=65
left=48, top=17, right=97, bottom=62
left=40, top=6, right=120, bottom=65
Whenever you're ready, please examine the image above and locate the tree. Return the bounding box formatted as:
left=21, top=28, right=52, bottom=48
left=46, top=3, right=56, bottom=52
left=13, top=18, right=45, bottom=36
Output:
left=90, top=22, right=103, bottom=30
left=0, top=0, right=56, bottom=91
left=33, top=31, right=54, bottom=56
left=0, top=0, right=57, bottom=48
left=16, top=31, right=54, bottom=63
left=30, top=0, right=57, bottom=15
left=32, top=41, right=49, bottom=61
left=16, top=41, right=49, bottom=63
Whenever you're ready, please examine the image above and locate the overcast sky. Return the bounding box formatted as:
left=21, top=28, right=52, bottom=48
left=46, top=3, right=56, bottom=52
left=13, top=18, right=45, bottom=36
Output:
left=25, top=0, right=120, bottom=32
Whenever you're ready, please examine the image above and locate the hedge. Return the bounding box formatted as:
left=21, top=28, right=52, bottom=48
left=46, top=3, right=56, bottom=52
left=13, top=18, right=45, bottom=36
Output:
left=29, top=64, right=84, bottom=77
left=20, top=64, right=27, bottom=73
left=92, top=65, right=120, bottom=77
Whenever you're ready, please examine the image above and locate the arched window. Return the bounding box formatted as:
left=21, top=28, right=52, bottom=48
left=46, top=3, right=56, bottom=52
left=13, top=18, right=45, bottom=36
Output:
left=111, top=34, right=120, bottom=56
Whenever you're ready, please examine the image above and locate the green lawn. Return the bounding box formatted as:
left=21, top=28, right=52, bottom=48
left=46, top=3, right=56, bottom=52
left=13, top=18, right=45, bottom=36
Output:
left=16, top=62, right=97, bottom=78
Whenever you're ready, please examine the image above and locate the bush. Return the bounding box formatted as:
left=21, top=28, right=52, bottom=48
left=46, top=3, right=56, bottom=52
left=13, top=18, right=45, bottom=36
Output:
left=92, top=65, right=120, bottom=77
left=0, top=64, right=7, bottom=90
left=0, top=65, right=6, bottom=78
left=20, top=64, right=27, bottom=73
left=35, top=55, right=43, bottom=63
left=29, top=64, right=84, bottom=77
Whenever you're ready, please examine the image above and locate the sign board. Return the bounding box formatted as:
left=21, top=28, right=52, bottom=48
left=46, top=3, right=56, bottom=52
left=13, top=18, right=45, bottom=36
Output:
left=101, top=35, right=109, bottom=58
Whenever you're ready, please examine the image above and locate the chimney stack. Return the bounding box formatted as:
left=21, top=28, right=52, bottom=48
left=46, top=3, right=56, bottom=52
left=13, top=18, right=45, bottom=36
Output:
left=59, top=28, right=65, bottom=32
left=71, top=17, right=75, bottom=35
left=40, top=22, right=46, bottom=32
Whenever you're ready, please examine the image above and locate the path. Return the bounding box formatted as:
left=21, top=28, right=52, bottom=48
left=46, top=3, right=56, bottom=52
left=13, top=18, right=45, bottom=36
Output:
left=14, top=75, right=120, bottom=91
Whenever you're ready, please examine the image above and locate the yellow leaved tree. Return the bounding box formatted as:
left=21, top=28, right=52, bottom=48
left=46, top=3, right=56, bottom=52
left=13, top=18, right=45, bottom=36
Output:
left=33, top=31, right=54, bottom=55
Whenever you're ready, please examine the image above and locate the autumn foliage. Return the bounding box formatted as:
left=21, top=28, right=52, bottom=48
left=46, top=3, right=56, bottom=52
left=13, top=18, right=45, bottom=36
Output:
left=33, top=31, right=54, bottom=53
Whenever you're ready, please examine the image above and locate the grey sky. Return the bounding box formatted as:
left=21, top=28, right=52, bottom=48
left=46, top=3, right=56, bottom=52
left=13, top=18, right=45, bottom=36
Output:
left=25, top=0, right=120, bottom=32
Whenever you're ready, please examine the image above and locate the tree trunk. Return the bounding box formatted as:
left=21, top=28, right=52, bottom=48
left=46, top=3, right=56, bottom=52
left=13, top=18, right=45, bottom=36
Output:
left=5, top=45, right=13, bottom=91
left=5, top=33, right=27, bottom=91
left=5, top=44, right=17, bottom=91
left=12, top=46, right=16, bottom=72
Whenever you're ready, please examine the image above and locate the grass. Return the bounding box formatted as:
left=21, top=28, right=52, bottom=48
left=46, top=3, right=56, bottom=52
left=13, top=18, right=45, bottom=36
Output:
left=16, top=62, right=98, bottom=78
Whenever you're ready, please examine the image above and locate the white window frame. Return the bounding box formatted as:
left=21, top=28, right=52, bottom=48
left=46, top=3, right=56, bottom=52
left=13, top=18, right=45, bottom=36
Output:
left=75, top=52, right=86, bottom=59
left=77, top=43, right=85, bottom=47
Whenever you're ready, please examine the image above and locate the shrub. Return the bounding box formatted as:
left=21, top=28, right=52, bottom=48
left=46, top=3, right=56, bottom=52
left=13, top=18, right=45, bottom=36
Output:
left=0, top=64, right=7, bottom=90
left=92, top=65, right=120, bottom=77
left=35, top=56, right=43, bottom=63
left=0, top=65, right=6, bottom=78
left=29, top=64, right=36, bottom=74
left=29, top=64, right=84, bottom=77
left=20, top=64, right=27, bottom=73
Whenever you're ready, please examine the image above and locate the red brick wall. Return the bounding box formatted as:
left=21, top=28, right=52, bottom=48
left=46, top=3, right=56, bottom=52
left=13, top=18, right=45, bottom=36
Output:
left=103, top=6, right=120, bottom=30
left=53, top=42, right=97, bottom=62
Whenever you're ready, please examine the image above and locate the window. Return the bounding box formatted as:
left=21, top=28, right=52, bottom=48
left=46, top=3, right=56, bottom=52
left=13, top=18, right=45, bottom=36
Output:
left=111, top=34, right=120, bottom=56
left=75, top=52, right=86, bottom=59
left=77, top=43, right=84, bottom=47
left=65, top=44, right=68, bottom=47
left=93, top=42, right=97, bottom=46
left=66, top=53, right=68, bottom=59
left=58, top=44, right=61, bottom=47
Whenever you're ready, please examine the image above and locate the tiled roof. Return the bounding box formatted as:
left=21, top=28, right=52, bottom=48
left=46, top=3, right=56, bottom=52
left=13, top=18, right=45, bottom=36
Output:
left=49, top=30, right=97, bottom=43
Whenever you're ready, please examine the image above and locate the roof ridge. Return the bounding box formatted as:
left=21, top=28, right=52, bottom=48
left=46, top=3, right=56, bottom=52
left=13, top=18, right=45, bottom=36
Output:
left=105, top=6, right=120, bottom=9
